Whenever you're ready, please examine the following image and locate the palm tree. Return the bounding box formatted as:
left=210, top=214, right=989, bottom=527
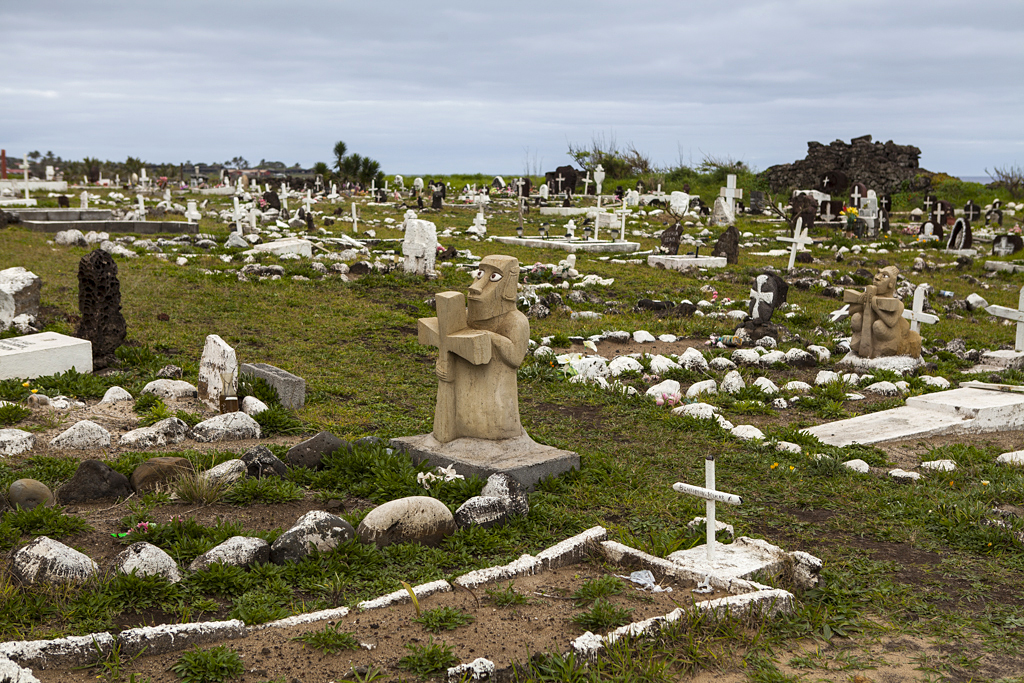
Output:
left=358, top=157, right=381, bottom=186
left=333, top=141, right=348, bottom=174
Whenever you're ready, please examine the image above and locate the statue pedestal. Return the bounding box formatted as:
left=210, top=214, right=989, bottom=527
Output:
left=391, top=432, right=579, bottom=491
left=836, top=352, right=923, bottom=374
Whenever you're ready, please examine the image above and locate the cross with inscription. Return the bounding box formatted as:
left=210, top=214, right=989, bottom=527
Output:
left=673, top=455, right=742, bottom=561
left=902, top=286, right=939, bottom=334
left=985, top=285, right=1024, bottom=352
left=418, top=292, right=492, bottom=443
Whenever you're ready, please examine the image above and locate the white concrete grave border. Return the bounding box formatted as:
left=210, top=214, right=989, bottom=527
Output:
left=0, top=526, right=797, bottom=679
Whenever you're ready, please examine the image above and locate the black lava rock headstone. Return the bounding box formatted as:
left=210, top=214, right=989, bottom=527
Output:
left=57, top=195, right=71, bottom=208
left=986, top=208, right=1003, bottom=227
left=262, top=191, right=281, bottom=211
left=711, top=225, right=740, bottom=265
left=660, top=223, right=683, bottom=255
left=747, top=272, right=789, bottom=324
left=946, top=217, right=973, bottom=250
left=431, top=184, right=443, bottom=209
left=790, top=194, right=817, bottom=232
left=818, top=170, right=848, bottom=193
left=637, top=298, right=676, bottom=311
left=749, top=190, right=766, bottom=213
left=287, top=431, right=348, bottom=470
left=76, top=249, right=127, bottom=368
left=57, top=460, right=132, bottom=504
left=241, top=446, right=289, bottom=479
left=992, top=234, right=1024, bottom=256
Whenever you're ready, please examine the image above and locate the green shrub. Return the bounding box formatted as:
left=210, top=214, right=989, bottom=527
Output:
left=571, top=598, right=633, bottom=631
left=0, top=403, right=31, bottom=427
left=398, top=637, right=458, bottom=676
left=238, top=373, right=281, bottom=407
left=413, top=605, right=475, bottom=632
left=292, top=623, right=360, bottom=653
left=252, top=404, right=304, bottom=436
left=225, top=477, right=304, bottom=506
left=3, top=504, right=92, bottom=540
left=171, top=646, right=244, bottom=683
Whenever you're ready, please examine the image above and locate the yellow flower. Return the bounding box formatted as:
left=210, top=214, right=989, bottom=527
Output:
left=949, top=481, right=954, bottom=486
left=981, top=480, right=990, bottom=486
left=770, top=462, right=778, bottom=470
left=789, top=466, right=795, bottom=471
left=22, top=382, right=30, bottom=387
left=30, top=389, right=38, bottom=394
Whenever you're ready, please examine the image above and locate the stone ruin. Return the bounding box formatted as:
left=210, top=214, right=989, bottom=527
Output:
left=76, top=249, right=127, bottom=368
left=764, top=135, right=930, bottom=195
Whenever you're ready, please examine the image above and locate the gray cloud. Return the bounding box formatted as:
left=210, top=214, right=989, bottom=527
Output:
left=2, top=0, right=1021, bottom=175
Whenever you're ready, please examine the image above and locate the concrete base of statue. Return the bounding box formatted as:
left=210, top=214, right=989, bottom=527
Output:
left=391, top=431, right=579, bottom=491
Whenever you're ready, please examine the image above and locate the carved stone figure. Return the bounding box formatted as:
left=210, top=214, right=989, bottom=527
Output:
left=844, top=266, right=921, bottom=358
left=392, top=255, right=578, bottom=489
left=419, top=255, right=528, bottom=441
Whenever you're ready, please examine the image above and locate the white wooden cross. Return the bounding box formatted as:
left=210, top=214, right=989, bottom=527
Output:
left=923, top=195, right=935, bottom=216
left=303, top=191, right=314, bottom=216
left=933, top=203, right=947, bottom=228
left=351, top=202, right=358, bottom=233
left=369, top=179, right=376, bottom=195
left=902, top=286, right=939, bottom=333
left=555, top=173, right=565, bottom=195
left=986, top=285, right=1024, bottom=352
left=829, top=304, right=851, bottom=323
left=232, top=196, right=244, bottom=233
left=778, top=218, right=812, bottom=270
left=514, top=177, right=525, bottom=198
left=615, top=205, right=630, bottom=241
left=137, top=194, right=146, bottom=219
left=673, top=456, right=742, bottom=561
left=850, top=184, right=863, bottom=209
left=582, top=172, right=592, bottom=196
left=719, top=174, right=742, bottom=212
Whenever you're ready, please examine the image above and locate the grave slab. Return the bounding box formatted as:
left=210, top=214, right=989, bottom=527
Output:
left=4, top=208, right=114, bottom=221
left=0, top=332, right=93, bottom=380
left=491, top=236, right=640, bottom=253
left=239, top=362, right=306, bottom=409
left=667, top=536, right=821, bottom=588
left=22, top=220, right=197, bottom=235
left=391, top=432, right=579, bottom=491
left=804, top=387, right=1024, bottom=446
left=984, top=261, right=1024, bottom=274
left=648, top=254, right=727, bottom=271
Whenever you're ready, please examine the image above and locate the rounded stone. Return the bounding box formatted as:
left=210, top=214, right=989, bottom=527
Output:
left=50, top=420, right=111, bottom=450
left=8, top=479, right=53, bottom=510
left=271, top=511, right=355, bottom=564
left=12, top=536, right=99, bottom=585
left=356, top=496, right=456, bottom=548
left=141, top=379, right=198, bottom=400
left=191, top=412, right=260, bottom=443
left=57, top=459, right=132, bottom=504
left=241, top=445, right=288, bottom=479
left=113, top=542, right=182, bottom=583
left=0, top=428, right=35, bottom=457
left=189, top=536, right=270, bottom=572
left=100, top=386, right=134, bottom=404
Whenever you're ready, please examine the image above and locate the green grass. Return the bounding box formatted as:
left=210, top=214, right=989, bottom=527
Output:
left=571, top=598, right=633, bottom=631
left=397, top=637, right=459, bottom=676
left=171, top=646, right=243, bottom=683
left=292, top=623, right=360, bottom=653
left=412, top=605, right=476, bottom=632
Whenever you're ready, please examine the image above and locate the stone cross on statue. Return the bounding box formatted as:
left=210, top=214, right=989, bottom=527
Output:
left=419, top=292, right=492, bottom=443
left=779, top=218, right=812, bottom=270
left=985, top=285, right=1024, bottom=352
left=902, top=285, right=939, bottom=333
left=673, top=455, right=742, bottom=561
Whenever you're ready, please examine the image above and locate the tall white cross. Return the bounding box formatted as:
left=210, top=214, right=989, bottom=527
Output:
left=673, top=456, right=742, bottom=561
left=902, top=286, right=939, bottom=333
left=934, top=203, right=947, bottom=228
left=232, top=197, right=244, bottom=233
left=582, top=172, right=592, bottom=196
left=351, top=202, right=358, bottom=233
left=923, top=195, right=935, bottom=215
left=850, top=184, right=863, bottom=208
left=303, top=191, right=314, bottom=216
left=369, top=179, right=376, bottom=195
left=719, top=174, right=742, bottom=212
left=555, top=173, right=565, bottom=194
left=137, top=195, right=146, bottom=219
left=20, top=156, right=29, bottom=199
left=986, top=285, right=1024, bottom=352
left=779, top=218, right=812, bottom=270
left=514, top=178, right=525, bottom=198
left=615, top=205, right=630, bottom=241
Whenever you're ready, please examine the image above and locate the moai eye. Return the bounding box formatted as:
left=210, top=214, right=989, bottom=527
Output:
left=472, top=269, right=483, bottom=279
left=489, top=272, right=503, bottom=282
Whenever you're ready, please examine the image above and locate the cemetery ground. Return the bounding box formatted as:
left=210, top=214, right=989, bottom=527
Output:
left=2, top=187, right=1024, bottom=682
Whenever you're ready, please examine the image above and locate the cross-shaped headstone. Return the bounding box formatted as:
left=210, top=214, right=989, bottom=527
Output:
left=849, top=184, right=863, bottom=209
left=902, top=286, right=939, bottom=333
left=582, top=172, right=592, bottom=196
left=933, top=202, right=948, bottom=228
left=923, top=195, right=935, bottom=215
left=672, top=455, right=742, bottom=561
left=779, top=218, right=812, bottom=270
left=369, top=179, right=376, bottom=195
left=615, top=205, right=630, bottom=241
left=514, top=178, right=525, bottom=197
left=137, top=195, right=146, bottom=219
left=303, top=192, right=314, bottom=216
left=820, top=201, right=836, bottom=223
left=418, top=291, right=492, bottom=443
left=351, top=202, right=358, bottom=233
left=555, top=173, right=565, bottom=195
left=719, top=174, right=742, bottom=212
left=985, top=285, right=1024, bottom=352
left=232, top=197, right=244, bottom=233
left=964, top=200, right=981, bottom=222
left=749, top=274, right=775, bottom=320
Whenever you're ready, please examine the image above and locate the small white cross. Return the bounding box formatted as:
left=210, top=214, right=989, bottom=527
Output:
left=555, top=173, right=565, bottom=194
left=850, top=184, right=863, bottom=208
left=923, top=195, right=935, bottom=215
left=719, top=174, right=742, bottom=212
left=351, top=202, right=358, bottom=233
left=902, top=286, right=939, bottom=333
left=232, top=197, right=244, bottom=233
left=934, top=203, right=947, bottom=228
left=749, top=274, right=774, bottom=311
left=778, top=218, right=812, bottom=270
left=582, top=172, right=592, bottom=196
left=673, top=456, right=742, bottom=561
left=986, top=285, right=1024, bottom=352
left=615, top=205, right=630, bottom=241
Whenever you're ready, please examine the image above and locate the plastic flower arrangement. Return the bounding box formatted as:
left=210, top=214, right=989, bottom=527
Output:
left=840, top=206, right=859, bottom=232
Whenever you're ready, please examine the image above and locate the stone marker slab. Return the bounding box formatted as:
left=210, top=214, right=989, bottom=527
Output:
left=0, top=332, right=92, bottom=380
left=648, top=255, right=727, bottom=271
left=491, top=236, right=640, bottom=253
left=5, top=208, right=114, bottom=221
left=804, top=387, right=1024, bottom=446
left=391, top=433, right=579, bottom=491
left=22, top=220, right=197, bottom=234
left=240, top=363, right=306, bottom=409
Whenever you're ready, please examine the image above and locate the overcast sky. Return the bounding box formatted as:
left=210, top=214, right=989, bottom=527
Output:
left=2, top=0, right=1021, bottom=177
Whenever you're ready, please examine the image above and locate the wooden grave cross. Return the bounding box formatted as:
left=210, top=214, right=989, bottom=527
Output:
left=849, top=184, right=863, bottom=208
left=903, top=285, right=939, bottom=333
left=673, top=455, right=742, bottom=561
left=923, top=195, right=935, bottom=216
left=985, top=285, right=1024, bottom=352
left=351, top=202, right=358, bottom=233
left=779, top=218, right=812, bottom=270
left=418, top=291, right=492, bottom=443
left=555, top=173, right=565, bottom=195
left=137, top=195, right=147, bottom=219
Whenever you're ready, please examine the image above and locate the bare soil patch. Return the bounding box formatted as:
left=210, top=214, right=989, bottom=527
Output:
left=33, top=560, right=728, bottom=683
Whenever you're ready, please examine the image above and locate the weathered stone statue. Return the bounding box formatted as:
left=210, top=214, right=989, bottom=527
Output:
left=420, top=255, right=529, bottom=441
left=844, top=266, right=921, bottom=358
left=392, top=254, right=578, bottom=489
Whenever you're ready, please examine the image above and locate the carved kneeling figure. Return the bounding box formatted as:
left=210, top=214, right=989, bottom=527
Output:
left=846, top=266, right=921, bottom=358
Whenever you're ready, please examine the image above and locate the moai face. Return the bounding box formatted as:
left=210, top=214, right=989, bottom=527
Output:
left=468, top=255, right=519, bottom=322
left=872, top=266, right=899, bottom=298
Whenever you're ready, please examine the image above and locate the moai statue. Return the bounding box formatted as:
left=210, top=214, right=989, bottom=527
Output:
left=844, top=266, right=921, bottom=358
